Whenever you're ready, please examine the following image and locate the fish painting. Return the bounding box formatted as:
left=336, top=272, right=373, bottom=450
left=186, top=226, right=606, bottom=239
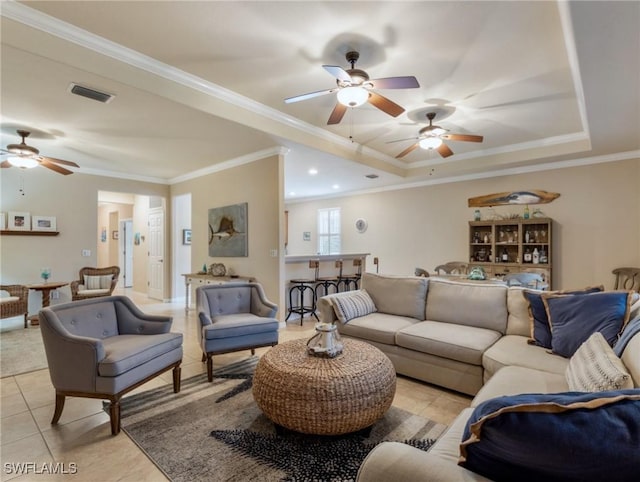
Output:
left=208, top=202, right=248, bottom=257
left=468, top=190, right=560, bottom=208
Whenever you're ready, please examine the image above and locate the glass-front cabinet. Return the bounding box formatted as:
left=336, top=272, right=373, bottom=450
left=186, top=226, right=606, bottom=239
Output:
left=469, top=218, right=552, bottom=287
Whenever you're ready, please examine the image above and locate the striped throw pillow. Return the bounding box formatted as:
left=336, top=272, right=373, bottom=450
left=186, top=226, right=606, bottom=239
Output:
left=566, top=331, right=633, bottom=392
left=332, top=289, right=377, bottom=324
left=84, top=275, right=102, bottom=290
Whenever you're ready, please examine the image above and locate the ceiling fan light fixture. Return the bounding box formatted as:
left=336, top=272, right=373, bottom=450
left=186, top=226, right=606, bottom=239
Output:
left=419, top=137, right=443, bottom=150
left=337, top=86, right=369, bottom=107
left=8, top=156, right=38, bottom=169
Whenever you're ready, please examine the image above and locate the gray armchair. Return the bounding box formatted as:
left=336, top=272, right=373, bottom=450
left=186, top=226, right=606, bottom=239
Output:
left=39, top=296, right=183, bottom=435
left=197, top=282, right=279, bottom=382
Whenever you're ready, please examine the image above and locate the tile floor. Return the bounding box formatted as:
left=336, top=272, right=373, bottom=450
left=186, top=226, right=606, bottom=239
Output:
left=0, top=289, right=471, bottom=481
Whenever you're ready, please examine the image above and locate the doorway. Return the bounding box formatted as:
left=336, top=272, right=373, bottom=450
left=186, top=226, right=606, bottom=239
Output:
left=148, top=206, right=165, bottom=300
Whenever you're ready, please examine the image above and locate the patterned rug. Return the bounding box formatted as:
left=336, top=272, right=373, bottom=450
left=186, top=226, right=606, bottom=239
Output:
left=120, top=358, right=447, bottom=481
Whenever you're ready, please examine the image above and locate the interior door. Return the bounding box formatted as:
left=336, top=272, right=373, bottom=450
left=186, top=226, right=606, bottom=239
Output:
left=121, top=219, right=134, bottom=288
left=148, top=207, right=165, bottom=300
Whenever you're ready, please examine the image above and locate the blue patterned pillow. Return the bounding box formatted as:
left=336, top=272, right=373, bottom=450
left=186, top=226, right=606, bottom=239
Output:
left=544, top=291, right=633, bottom=357
left=459, top=390, right=640, bottom=482
left=524, top=286, right=603, bottom=348
left=332, top=289, right=377, bottom=324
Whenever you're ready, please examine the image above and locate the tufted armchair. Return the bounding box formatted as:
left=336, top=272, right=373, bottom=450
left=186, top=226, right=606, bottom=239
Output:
left=197, top=282, right=279, bottom=382
left=0, top=284, right=29, bottom=328
left=70, top=266, right=120, bottom=301
left=39, top=296, right=182, bottom=435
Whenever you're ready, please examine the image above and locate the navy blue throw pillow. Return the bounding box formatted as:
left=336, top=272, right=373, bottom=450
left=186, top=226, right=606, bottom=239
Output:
left=524, top=286, right=603, bottom=348
left=544, top=291, right=633, bottom=357
left=459, top=390, right=640, bottom=482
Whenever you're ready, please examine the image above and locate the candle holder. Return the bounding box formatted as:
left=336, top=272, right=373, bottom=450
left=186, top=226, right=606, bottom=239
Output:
left=41, top=267, right=51, bottom=283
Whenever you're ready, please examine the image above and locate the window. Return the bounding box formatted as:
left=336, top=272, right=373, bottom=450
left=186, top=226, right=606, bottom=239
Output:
left=317, top=208, right=341, bottom=255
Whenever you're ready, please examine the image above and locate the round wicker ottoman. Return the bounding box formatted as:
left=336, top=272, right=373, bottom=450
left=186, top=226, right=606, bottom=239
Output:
left=252, top=338, right=396, bottom=435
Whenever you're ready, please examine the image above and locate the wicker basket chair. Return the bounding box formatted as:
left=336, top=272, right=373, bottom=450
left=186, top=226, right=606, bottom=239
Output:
left=70, top=266, right=120, bottom=301
left=0, top=284, right=29, bottom=328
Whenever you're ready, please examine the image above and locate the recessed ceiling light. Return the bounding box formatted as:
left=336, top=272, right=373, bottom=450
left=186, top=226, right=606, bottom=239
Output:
left=332, top=184, right=339, bottom=189
left=365, top=174, right=379, bottom=179
left=308, top=168, right=318, bottom=175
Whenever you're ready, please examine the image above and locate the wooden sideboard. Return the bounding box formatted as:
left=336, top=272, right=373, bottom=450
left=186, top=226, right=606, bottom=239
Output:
left=182, top=273, right=255, bottom=313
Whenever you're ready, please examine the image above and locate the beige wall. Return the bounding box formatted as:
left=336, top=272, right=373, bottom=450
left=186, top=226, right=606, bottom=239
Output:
left=285, top=158, right=640, bottom=290
left=170, top=155, right=284, bottom=313
left=0, top=168, right=169, bottom=312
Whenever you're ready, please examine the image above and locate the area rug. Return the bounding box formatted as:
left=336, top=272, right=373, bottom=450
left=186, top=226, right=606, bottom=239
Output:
left=0, top=327, right=48, bottom=378
left=120, top=358, right=447, bottom=482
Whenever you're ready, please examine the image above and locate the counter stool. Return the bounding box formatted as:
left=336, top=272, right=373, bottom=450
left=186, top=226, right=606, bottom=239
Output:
left=341, top=258, right=363, bottom=291
left=310, top=260, right=339, bottom=300
left=286, top=261, right=319, bottom=325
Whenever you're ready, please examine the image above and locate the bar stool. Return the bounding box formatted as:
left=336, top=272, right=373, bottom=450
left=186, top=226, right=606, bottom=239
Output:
left=341, top=258, right=363, bottom=291
left=285, top=261, right=319, bottom=325
left=310, top=260, right=339, bottom=300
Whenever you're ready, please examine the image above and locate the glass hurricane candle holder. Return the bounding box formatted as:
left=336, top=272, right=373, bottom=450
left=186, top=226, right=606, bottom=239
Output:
left=41, top=267, right=51, bottom=282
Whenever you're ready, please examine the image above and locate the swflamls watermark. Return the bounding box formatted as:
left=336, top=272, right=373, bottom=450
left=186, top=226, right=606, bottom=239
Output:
left=4, top=462, right=78, bottom=475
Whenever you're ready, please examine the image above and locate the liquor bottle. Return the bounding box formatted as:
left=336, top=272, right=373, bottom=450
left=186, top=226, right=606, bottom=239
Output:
left=524, top=247, right=532, bottom=263
left=501, top=248, right=509, bottom=262
left=539, top=248, right=548, bottom=264
left=524, top=205, right=530, bottom=219
left=532, top=248, right=540, bottom=264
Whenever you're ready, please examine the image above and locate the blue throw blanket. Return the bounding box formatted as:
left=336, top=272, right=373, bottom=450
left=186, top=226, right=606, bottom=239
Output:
left=614, top=315, right=640, bottom=357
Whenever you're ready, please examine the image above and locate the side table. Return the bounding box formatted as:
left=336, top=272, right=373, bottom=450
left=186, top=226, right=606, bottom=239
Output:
left=252, top=338, right=396, bottom=435
left=27, top=281, right=69, bottom=326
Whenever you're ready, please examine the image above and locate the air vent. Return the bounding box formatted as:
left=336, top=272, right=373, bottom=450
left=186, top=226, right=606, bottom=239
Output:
left=68, top=83, right=115, bottom=103
left=365, top=174, right=379, bottom=179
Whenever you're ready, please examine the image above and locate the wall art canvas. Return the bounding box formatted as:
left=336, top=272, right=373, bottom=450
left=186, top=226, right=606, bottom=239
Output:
left=208, top=202, right=248, bottom=257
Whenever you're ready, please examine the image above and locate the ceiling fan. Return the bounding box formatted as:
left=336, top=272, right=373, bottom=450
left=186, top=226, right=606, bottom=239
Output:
left=389, top=112, right=483, bottom=159
left=0, top=130, right=78, bottom=175
left=285, top=51, right=420, bottom=125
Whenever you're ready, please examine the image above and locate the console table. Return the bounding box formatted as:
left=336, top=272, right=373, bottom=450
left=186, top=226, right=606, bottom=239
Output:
left=182, top=273, right=255, bottom=313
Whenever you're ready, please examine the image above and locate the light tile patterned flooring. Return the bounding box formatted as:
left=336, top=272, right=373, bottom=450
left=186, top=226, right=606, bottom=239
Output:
left=0, top=289, right=471, bottom=481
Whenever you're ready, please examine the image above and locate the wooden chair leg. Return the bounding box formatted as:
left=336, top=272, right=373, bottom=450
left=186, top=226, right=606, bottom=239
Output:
left=201, top=352, right=206, bottom=362
left=251, top=348, right=256, bottom=355
left=173, top=365, right=181, bottom=393
left=51, top=393, right=66, bottom=425
left=108, top=397, right=121, bottom=435
left=207, top=354, right=213, bottom=382
left=23, top=313, right=28, bottom=329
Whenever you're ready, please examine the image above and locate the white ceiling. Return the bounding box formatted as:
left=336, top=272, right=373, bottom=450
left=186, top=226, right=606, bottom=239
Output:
left=1, top=1, right=638, bottom=200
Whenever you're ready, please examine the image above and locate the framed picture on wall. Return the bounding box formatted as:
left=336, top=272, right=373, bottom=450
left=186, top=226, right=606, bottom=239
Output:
left=32, top=215, right=57, bottom=232
left=112, top=230, right=119, bottom=240
left=7, top=212, right=31, bottom=231
left=0, top=212, right=5, bottom=230
left=183, top=229, right=192, bottom=245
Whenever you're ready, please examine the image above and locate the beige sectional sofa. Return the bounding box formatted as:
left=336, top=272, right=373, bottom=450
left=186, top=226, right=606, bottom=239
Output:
left=317, top=273, right=640, bottom=481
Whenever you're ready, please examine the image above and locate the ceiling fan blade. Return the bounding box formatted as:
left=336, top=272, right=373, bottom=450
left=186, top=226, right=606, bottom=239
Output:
left=327, top=103, right=348, bottom=125
left=369, top=76, right=420, bottom=89
left=285, top=88, right=336, bottom=104
left=1, top=160, right=11, bottom=168
left=39, top=156, right=80, bottom=168
left=386, top=136, right=419, bottom=144
left=396, top=143, right=419, bottom=159
left=368, top=92, right=405, bottom=117
left=437, top=143, right=454, bottom=158
left=323, top=65, right=352, bottom=82
left=442, top=133, right=484, bottom=143
left=40, top=158, right=74, bottom=175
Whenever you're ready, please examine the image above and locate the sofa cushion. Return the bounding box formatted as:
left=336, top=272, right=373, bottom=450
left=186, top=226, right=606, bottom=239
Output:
left=426, top=280, right=508, bottom=333
left=566, top=331, right=633, bottom=392
left=84, top=274, right=114, bottom=290
left=482, top=335, right=569, bottom=382
left=506, top=287, right=530, bottom=336
left=337, top=312, right=418, bottom=345
left=99, top=332, right=183, bottom=377
left=620, top=328, right=640, bottom=387
left=204, top=314, right=278, bottom=340
left=524, top=285, right=603, bottom=348
left=361, top=273, right=429, bottom=320
left=544, top=290, right=634, bottom=357
left=472, top=366, right=568, bottom=407
left=459, top=390, right=640, bottom=482
left=332, top=289, right=377, bottom=323
left=396, top=322, right=501, bottom=366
